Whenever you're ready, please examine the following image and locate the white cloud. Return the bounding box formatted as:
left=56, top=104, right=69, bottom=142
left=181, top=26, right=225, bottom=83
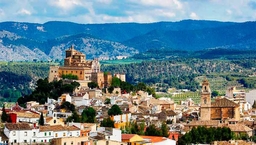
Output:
left=226, top=9, right=232, bottom=15
left=130, top=0, right=183, bottom=9
left=97, top=0, right=112, bottom=4
left=49, top=0, right=82, bottom=10
left=0, top=9, right=4, bottom=16
left=190, top=12, right=199, bottom=19
left=17, top=8, right=32, bottom=15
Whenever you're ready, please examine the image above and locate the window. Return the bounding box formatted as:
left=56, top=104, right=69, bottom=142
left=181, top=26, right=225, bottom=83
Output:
left=63, top=133, right=66, bottom=136
left=14, top=140, right=17, bottom=143
left=54, top=120, right=56, bottom=123
left=55, top=133, right=58, bottom=137
left=33, top=132, right=36, bottom=136
left=41, top=140, right=43, bottom=142
left=64, top=142, right=66, bottom=145
left=45, top=132, right=47, bottom=136
left=49, top=132, right=51, bottom=136
left=24, top=140, right=27, bottom=143
left=33, top=140, right=36, bottom=143
left=71, top=141, right=73, bottom=145
left=24, top=131, right=27, bottom=136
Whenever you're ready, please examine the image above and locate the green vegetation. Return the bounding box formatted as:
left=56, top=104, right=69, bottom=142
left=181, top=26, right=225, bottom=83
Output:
left=1, top=104, right=8, bottom=122
left=178, top=126, right=233, bottom=144
left=81, top=107, right=96, bottom=123
left=108, top=104, right=122, bottom=116
left=88, top=82, right=98, bottom=89
left=62, top=74, right=78, bottom=80
left=0, top=62, right=52, bottom=102
left=100, top=58, right=143, bottom=65
left=39, top=112, right=44, bottom=126
left=121, top=121, right=169, bottom=137
left=17, top=78, right=80, bottom=105
left=1, top=55, right=256, bottom=104
left=100, top=117, right=115, bottom=128
left=60, top=101, right=75, bottom=112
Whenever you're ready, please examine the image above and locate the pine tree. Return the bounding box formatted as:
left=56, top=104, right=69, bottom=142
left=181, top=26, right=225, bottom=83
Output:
left=1, top=104, right=8, bottom=122
left=253, top=100, right=256, bottom=108
left=39, top=112, right=44, bottom=126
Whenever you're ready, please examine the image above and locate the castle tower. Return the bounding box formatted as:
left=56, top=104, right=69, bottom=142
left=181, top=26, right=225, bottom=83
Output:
left=48, top=66, right=60, bottom=82
left=200, top=79, right=211, bottom=120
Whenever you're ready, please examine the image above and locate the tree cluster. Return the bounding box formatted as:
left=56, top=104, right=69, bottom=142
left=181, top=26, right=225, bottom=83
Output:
left=17, top=78, right=80, bottom=105
left=66, top=107, right=96, bottom=123
left=108, top=104, right=122, bottom=116
left=106, top=76, right=156, bottom=98
left=178, top=126, right=233, bottom=145
left=121, top=122, right=169, bottom=137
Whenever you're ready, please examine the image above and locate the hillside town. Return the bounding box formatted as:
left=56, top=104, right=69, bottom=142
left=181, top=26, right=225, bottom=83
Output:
left=0, top=47, right=255, bottom=145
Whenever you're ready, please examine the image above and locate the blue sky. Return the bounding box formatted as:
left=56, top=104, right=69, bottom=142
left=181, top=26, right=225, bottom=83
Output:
left=0, top=0, right=256, bottom=24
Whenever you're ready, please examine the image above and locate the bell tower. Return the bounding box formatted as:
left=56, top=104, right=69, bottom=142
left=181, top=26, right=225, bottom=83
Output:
left=200, top=79, right=211, bottom=120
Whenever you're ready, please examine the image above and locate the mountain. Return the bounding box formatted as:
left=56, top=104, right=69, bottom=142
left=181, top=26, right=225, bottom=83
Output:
left=0, top=20, right=256, bottom=61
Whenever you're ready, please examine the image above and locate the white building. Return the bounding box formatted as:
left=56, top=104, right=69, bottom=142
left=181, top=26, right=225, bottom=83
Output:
left=4, top=123, right=80, bottom=144
left=4, top=123, right=35, bottom=144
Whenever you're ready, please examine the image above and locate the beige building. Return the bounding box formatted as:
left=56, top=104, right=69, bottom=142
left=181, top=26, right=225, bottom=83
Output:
left=200, top=79, right=240, bottom=121
left=48, top=46, right=125, bottom=89
left=52, top=136, right=89, bottom=145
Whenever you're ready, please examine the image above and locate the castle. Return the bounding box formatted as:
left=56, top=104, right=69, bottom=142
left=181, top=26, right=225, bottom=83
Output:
left=48, top=46, right=125, bottom=88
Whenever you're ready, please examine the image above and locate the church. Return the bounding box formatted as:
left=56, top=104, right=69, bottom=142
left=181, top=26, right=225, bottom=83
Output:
left=48, top=46, right=125, bottom=88
left=200, top=79, right=240, bottom=121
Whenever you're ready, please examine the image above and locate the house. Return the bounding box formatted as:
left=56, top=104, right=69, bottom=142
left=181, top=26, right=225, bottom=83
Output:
left=8, top=111, right=40, bottom=124
left=227, top=123, right=253, bottom=137
left=89, top=89, right=102, bottom=99
left=58, top=93, right=72, bottom=104
left=111, top=113, right=132, bottom=129
left=68, top=122, right=97, bottom=137
left=4, top=123, right=35, bottom=144
left=72, top=92, right=91, bottom=107
left=45, top=117, right=65, bottom=126
left=39, top=125, right=80, bottom=143
left=52, top=136, right=89, bottom=145
left=90, top=127, right=122, bottom=142
left=121, top=134, right=144, bottom=145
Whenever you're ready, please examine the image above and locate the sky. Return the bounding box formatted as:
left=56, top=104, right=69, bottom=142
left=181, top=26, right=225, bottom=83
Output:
left=0, top=0, right=256, bottom=24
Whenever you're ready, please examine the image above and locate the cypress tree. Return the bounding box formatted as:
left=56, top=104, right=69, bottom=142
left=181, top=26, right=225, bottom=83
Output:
left=1, top=104, right=8, bottom=122
left=39, top=112, right=44, bottom=126
left=253, top=100, right=256, bottom=108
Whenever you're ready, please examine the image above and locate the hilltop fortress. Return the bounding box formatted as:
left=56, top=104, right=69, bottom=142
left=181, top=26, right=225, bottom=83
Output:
left=48, top=46, right=125, bottom=88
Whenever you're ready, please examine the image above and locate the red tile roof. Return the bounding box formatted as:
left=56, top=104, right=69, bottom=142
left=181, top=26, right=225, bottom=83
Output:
left=140, top=136, right=166, bottom=143
left=122, top=134, right=136, bottom=140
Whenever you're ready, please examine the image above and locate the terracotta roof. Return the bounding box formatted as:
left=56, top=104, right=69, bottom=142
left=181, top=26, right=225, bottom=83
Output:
left=8, top=111, right=40, bottom=118
left=186, top=120, right=220, bottom=127
left=45, top=117, right=53, bottom=123
left=122, top=134, right=136, bottom=140
left=166, top=110, right=176, bottom=116
left=211, top=98, right=239, bottom=108
left=67, top=125, right=80, bottom=131
left=228, top=124, right=253, bottom=132
left=5, top=123, right=32, bottom=131
left=140, top=136, right=166, bottom=143
left=39, top=125, right=65, bottom=132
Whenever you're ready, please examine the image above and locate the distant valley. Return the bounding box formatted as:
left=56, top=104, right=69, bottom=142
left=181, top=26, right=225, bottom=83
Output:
left=1, top=20, right=256, bottom=61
